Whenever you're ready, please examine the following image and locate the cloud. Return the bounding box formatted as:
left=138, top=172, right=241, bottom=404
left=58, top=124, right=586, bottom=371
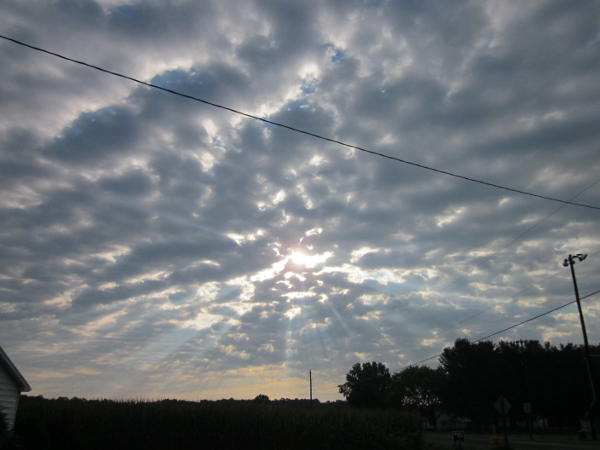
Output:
left=1, top=0, right=599, bottom=401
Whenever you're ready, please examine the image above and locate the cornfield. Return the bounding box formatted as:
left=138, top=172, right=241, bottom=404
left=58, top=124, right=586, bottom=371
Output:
left=14, top=396, right=422, bottom=450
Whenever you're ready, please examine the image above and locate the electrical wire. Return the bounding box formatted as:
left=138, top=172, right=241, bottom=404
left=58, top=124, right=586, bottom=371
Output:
left=457, top=247, right=600, bottom=339
left=473, top=287, right=600, bottom=342
left=501, top=178, right=600, bottom=250
left=401, top=287, right=600, bottom=369
left=407, top=353, right=441, bottom=367
left=4, top=34, right=600, bottom=369
left=2, top=34, right=600, bottom=211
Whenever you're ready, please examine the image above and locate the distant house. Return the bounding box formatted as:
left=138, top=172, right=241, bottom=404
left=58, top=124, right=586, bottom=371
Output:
left=0, top=346, right=31, bottom=430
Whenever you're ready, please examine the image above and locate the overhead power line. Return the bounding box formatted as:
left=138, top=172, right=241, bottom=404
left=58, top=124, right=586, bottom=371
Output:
left=473, top=287, right=600, bottom=342
left=2, top=34, right=600, bottom=211
left=408, top=353, right=441, bottom=367
left=402, top=287, right=600, bottom=368
left=501, top=178, right=600, bottom=250
left=450, top=247, right=600, bottom=355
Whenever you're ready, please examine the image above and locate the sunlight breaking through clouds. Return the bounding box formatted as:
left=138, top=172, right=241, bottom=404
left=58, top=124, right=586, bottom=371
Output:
left=1, top=0, right=599, bottom=402
left=289, top=250, right=333, bottom=269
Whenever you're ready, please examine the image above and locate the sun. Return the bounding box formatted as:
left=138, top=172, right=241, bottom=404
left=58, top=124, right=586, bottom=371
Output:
left=289, top=250, right=333, bottom=269
left=290, top=251, right=312, bottom=266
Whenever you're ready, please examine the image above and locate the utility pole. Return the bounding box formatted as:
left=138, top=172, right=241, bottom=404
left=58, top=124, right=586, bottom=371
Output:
left=309, top=370, right=313, bottom=406
left=564, top=253, right=597, bottom=440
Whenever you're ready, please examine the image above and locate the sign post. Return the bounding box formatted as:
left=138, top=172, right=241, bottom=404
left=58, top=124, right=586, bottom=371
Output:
left=522, top=402, right=532, bottom=439
left=494, top=396, right=511, bottom=449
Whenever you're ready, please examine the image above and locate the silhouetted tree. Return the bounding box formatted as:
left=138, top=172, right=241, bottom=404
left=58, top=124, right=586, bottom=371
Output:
left=338, top=362, right=391, bottom=408
left=253, top=394, right=270, bottom=404
left=439, top=339, right=596, bottom=429
left=439, top=339, right=503, bottom=428
left=337, top=340, right=598, bottom=429
left=391, top=365, right=443, bottom=424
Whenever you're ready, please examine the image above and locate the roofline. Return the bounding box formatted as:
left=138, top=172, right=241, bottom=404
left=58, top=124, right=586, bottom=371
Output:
left=0, top=345, right=31, bottom=392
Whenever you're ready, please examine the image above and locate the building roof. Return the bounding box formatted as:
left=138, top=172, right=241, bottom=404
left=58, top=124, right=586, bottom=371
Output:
left=0, top=345, right=31, bottom=392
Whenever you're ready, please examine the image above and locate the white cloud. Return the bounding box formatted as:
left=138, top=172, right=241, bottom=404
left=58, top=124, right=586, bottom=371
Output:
left=1, top=0, right=599, bottom=401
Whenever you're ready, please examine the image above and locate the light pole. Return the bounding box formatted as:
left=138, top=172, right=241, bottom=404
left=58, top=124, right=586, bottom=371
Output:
left=563, top=253, right=597, bottom=440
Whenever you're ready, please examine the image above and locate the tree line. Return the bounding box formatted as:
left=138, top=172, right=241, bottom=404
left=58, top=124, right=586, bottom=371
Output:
left=339, top=339, right=599, bottom=430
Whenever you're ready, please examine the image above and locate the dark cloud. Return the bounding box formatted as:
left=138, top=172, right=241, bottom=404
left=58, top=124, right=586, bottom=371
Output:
left=0, top=0, right=599, bottom=400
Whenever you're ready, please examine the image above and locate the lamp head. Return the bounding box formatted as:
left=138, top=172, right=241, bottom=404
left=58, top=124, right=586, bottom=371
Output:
left=576, top=253, right=588, bottom=262
left=563, top=259, right=569, bottom=267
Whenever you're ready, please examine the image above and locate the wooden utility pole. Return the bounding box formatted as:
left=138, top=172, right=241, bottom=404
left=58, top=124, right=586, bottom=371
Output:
left=564, top=253, right=597, bottom=440
left=309, top=370, right=313, bottom=405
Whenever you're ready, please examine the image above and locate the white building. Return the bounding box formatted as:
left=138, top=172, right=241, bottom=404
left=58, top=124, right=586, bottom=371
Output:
left=0, top=346, right=31, bottom=430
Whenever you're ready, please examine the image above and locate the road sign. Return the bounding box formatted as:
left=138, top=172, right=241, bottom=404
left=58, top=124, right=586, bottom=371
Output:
left=494, top=396, right=511, bottom=415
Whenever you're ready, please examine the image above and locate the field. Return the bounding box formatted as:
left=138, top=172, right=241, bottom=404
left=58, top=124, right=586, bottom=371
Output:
left=11, top=396, right=422, bottom=450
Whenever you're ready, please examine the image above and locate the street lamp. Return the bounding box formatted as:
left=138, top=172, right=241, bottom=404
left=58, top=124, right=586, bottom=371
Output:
left=563, top=253, right=597, bottom=440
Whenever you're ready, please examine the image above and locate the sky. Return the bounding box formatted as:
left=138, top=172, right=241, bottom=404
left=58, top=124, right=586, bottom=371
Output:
left=1, top=0, right=599, bottom=402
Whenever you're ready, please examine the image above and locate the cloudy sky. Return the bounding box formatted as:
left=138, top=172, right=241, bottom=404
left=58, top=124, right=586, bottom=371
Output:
left=1, top=0, right=599, bottom=401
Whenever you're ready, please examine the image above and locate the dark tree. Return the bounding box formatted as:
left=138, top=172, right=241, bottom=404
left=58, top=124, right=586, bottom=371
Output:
left=338, top=361, right=391, bottom=408
left=253, top=394, right=270, bottom=403
left=439, top=339, right=595, bottom=429
left=439, top=339, right=499, bottom=428
left=390, top=365, right=443, bottom=424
